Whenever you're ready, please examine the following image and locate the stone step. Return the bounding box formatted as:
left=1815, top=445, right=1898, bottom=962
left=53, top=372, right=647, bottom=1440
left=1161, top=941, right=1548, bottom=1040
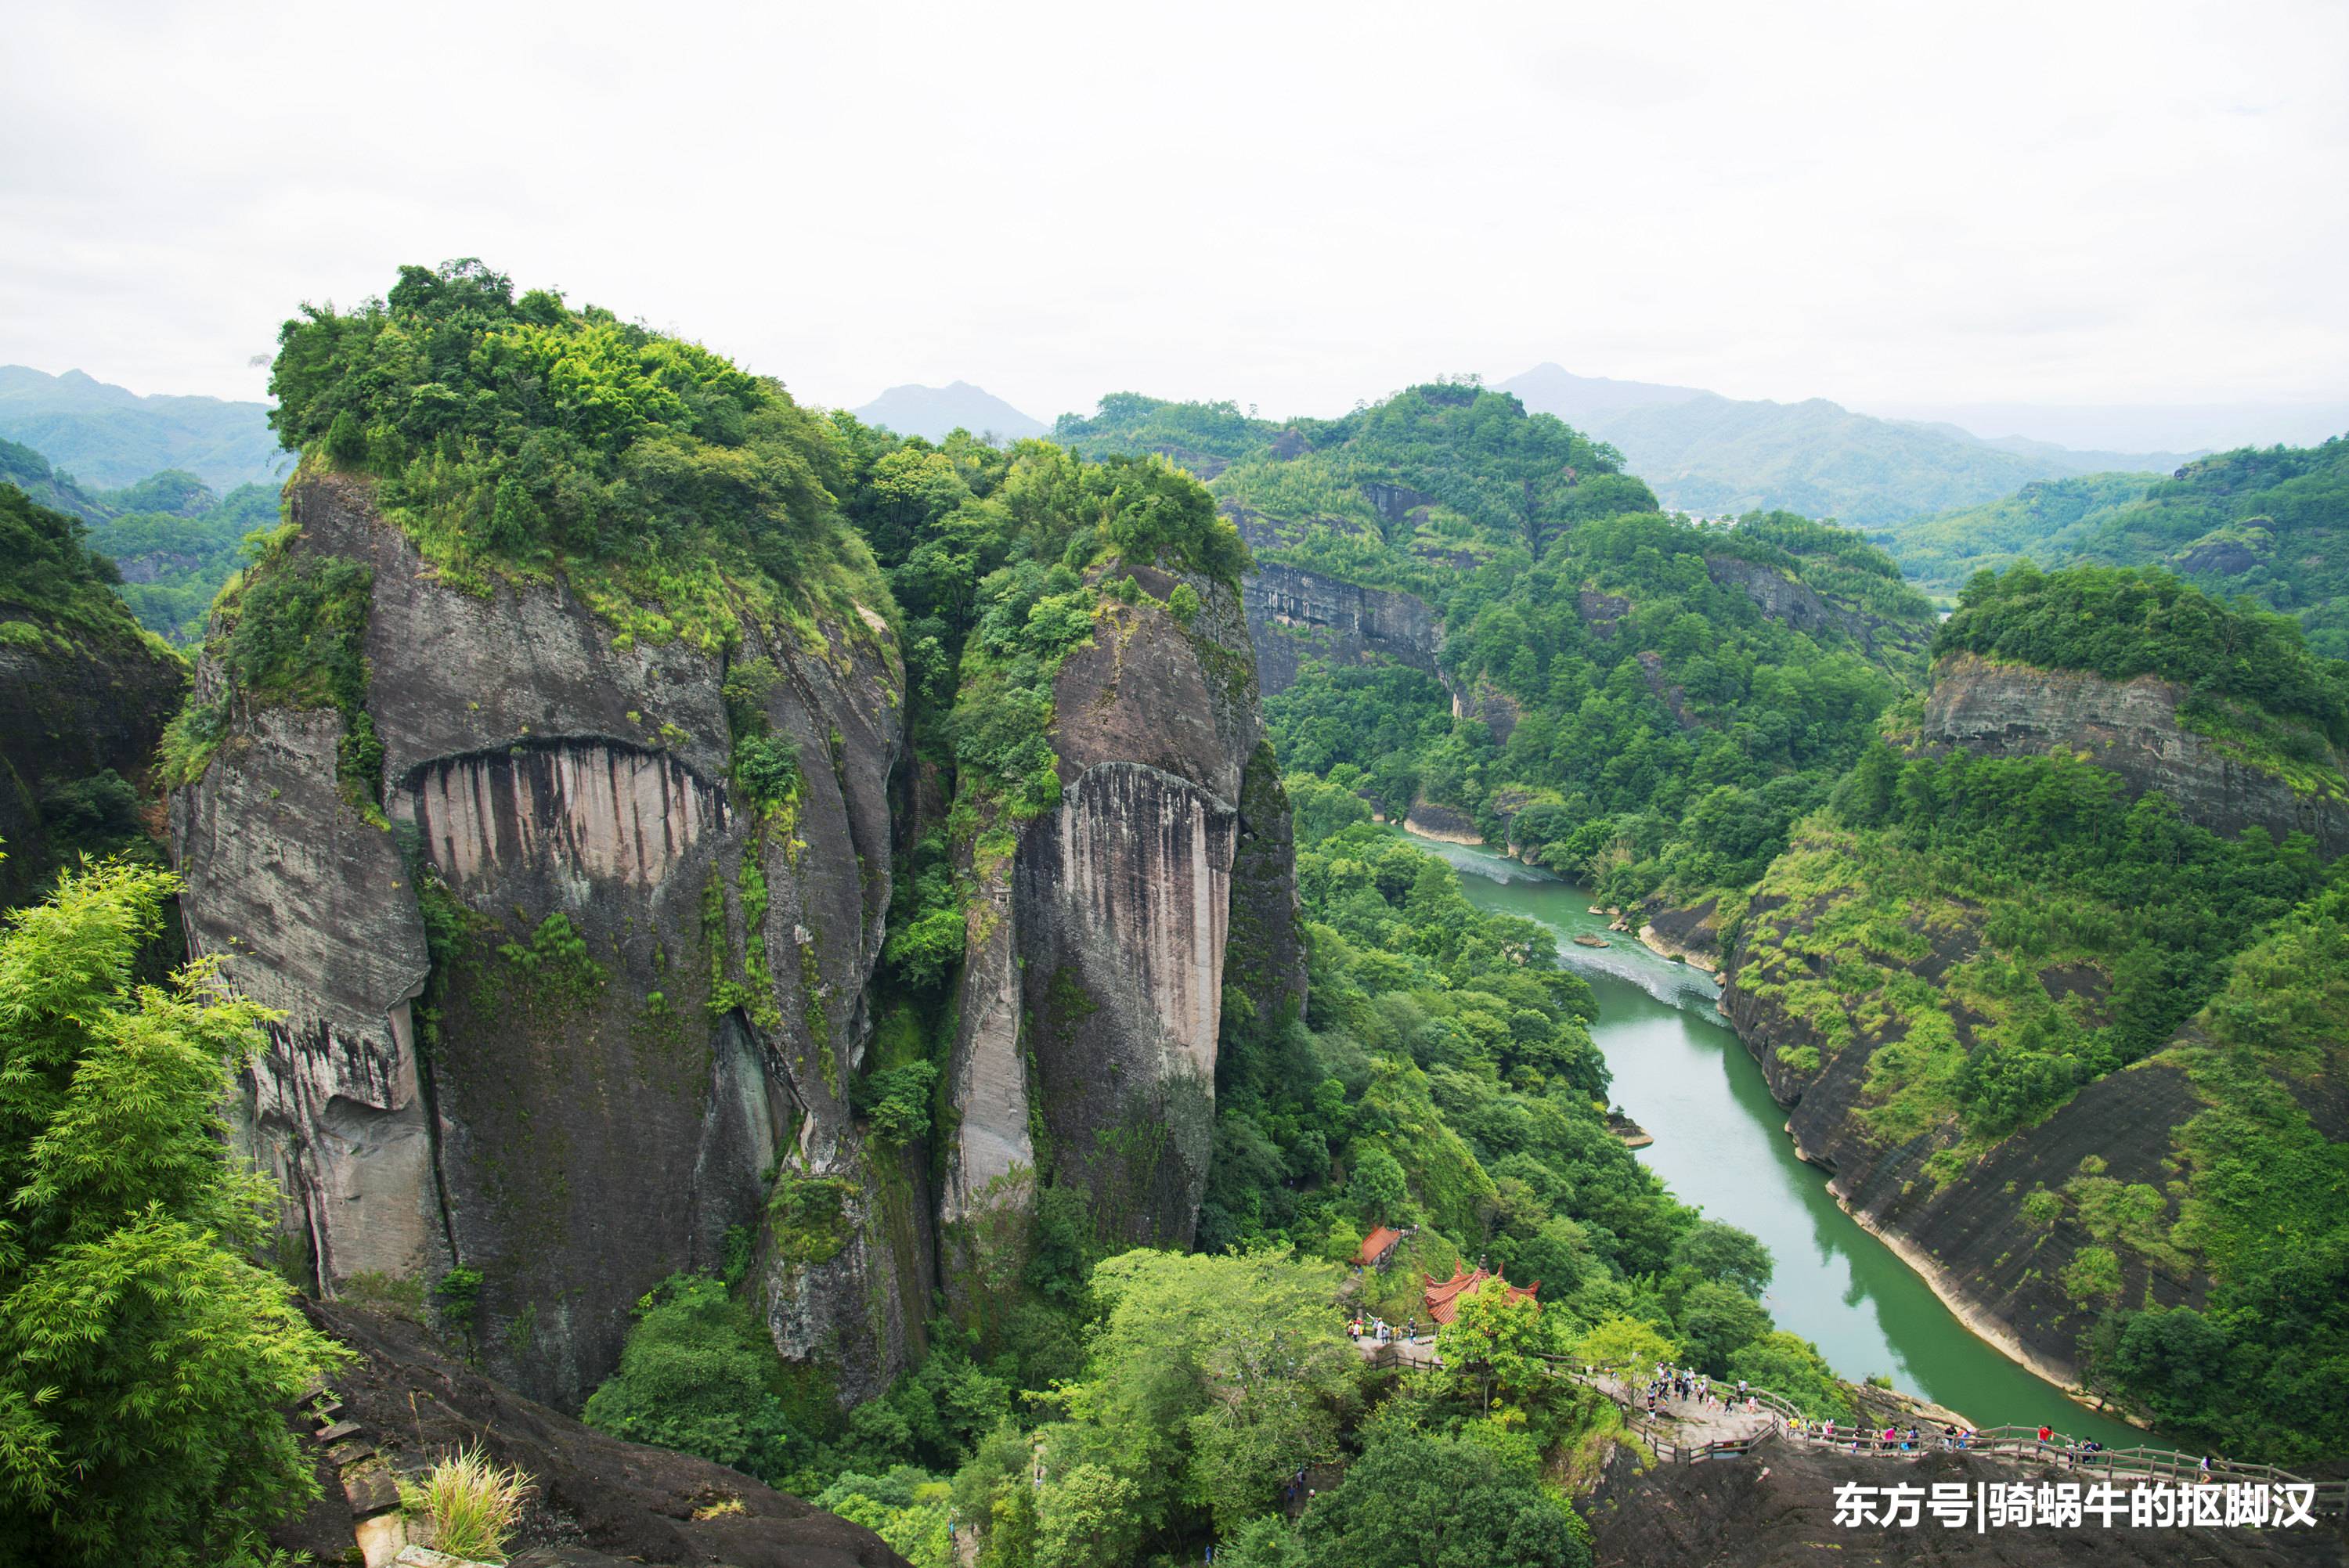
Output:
left=343, top=1464, right=402, bottom=1519
left=316, top=1418, right=364, bottom=1444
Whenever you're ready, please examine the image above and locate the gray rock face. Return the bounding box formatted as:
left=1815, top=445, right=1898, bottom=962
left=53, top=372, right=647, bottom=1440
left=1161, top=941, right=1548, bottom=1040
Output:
left=1918, top=653, right=2349, bottom=856
left=1723, top=899, right=2206, bottom=1386
left=1016, top=761, right=1233, bottom=1244
left=179, top=705, right=436, bottom=1286
left=0, top=607, right=186, bottom=910
left=1240, top=562, right=1442, bottom=694
left=1704, top=555, right=1928, bottom=662
left=175, top=475, right=914, bottom=1407
left=177, top=477, right=1301, bottom=1404
left=940, top=566, right=1294, bottom=1278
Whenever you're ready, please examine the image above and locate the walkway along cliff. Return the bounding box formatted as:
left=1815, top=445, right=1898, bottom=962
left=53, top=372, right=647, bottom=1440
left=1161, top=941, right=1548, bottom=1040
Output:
left=170, top=473, right=1301, bottom=1411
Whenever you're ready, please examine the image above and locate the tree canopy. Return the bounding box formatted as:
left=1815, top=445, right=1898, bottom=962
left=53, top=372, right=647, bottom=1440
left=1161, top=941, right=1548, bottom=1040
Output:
left=0, top=859, right=345, bottom=1566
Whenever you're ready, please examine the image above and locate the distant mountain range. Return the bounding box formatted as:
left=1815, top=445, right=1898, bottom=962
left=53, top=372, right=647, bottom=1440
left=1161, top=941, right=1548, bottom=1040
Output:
left=850, top=381, right=1046, bottom=442
left=0, top=366, right=288, bottom=492
left=1496, top=363, right=2199, bottom=527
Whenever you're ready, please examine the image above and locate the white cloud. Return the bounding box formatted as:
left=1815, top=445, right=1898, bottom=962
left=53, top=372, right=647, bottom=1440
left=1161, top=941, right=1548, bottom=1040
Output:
left=3, top=0, right=2344, bottom=427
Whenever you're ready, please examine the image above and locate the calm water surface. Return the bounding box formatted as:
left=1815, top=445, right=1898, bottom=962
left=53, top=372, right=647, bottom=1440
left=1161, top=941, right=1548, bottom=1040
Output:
left=1403, top=830, right=2146, bottom=1447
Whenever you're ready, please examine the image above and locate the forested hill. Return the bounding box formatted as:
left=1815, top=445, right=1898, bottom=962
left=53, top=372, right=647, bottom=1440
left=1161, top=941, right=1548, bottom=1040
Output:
left=0, top=434, right=284, bottom=644
left=1875, top=435, right=2349, bottom=655
left=1061, top=383, right=1939, bottom=908
left=1721, top=564, right=2349, bottom=1459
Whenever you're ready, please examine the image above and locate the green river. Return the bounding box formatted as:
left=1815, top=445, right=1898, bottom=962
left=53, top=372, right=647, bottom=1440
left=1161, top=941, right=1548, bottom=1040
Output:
left=1404, top=831, right=2148, bottom=1447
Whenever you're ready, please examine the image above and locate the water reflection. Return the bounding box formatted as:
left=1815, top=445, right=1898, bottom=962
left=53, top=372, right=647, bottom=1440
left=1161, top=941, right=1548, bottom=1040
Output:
left=1402, top=831, right=2147, bottom=1446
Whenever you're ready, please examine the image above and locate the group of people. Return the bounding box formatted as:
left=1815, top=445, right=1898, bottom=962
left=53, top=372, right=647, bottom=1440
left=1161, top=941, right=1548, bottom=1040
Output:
left=1808, top=1420, right=1952, bottom=1454
left=1348, top=1314, right=1416, bottom=1343
left=1621, top=1364, right=1760, bottom=1417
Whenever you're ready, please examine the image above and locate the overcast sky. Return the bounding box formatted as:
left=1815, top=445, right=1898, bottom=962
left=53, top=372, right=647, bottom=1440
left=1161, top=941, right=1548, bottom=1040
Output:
left=6, top=0, right=2346, bottom=434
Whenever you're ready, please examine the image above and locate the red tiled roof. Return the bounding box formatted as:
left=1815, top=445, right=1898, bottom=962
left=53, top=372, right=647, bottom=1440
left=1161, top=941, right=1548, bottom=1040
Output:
left=1423, top=1263, right=1540, bottom=1325
left=1357, top=1226, right=1405, bottom=1267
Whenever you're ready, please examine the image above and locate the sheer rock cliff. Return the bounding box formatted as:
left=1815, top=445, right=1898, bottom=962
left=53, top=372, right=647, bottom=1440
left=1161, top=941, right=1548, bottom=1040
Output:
left=175, top=474, right=913, bottom=1407
left=940, top=564, right=1302, bottom=1295
left=173, top=478, right=1301, bottom=1408
left=1917, top=652, right=2348, bottom=857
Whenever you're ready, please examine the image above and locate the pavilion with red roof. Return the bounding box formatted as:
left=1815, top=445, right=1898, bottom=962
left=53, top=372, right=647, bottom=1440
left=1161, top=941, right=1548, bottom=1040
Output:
left=1356, top=1225, right=1405, bottom=1270
left=1423, top=1263, right=1539, bottom=1325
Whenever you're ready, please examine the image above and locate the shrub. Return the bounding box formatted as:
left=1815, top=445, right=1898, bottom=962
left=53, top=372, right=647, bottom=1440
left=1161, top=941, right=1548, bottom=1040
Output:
left=582, top=1274, right=797, bottom=1481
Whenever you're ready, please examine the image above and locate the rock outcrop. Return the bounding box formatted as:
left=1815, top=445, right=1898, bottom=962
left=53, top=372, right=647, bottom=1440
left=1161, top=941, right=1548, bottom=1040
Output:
left=270, top=1299, right=910, bottom=1568
left=1917, top=653, right=2348, bottom=857
left=1402, top=800, right=1481, bottom=845
left=1239, top=561, right=1442, bottom=694
left=0, top=596, right=186, bottom=910
left=175, top=474, right=915, bottom=1408
left=1723, top=892, right=2206, bottom=1386
left=1719, top=633, right=2349, bottom=1390
left=1705, top=554, right=1929, bottom=662
left=940, top=564, right=1300, bottom=1285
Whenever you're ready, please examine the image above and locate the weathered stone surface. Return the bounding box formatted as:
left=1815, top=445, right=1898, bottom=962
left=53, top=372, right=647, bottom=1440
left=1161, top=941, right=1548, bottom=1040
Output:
left=941, top=567, right=1290, bottom=1267
left=272, top=1299, right=911, bottom=1568
left=1918, top=652, right=2349, bottom=856
left=178, top=703, right=440, bottom=1289
left=1705, top=554, right=1929, bottom=662
left=343, top=1462, right=402, bottom=1518
left=176, top=475, right=915, bottom=1408
left=1019, top=761, right=1233, bottom=1245
left=0, top=603, right=186, bottom=910
left=1239, top=562, right=1442, bottom=694
left=1722, top=892, right=2206, bottom=1388
left=1402, top=800, right=1481, bottom=845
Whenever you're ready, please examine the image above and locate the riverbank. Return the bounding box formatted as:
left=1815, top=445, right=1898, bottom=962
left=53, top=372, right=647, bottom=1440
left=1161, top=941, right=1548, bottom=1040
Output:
left=1828, top=1174, right=2151, bottom=1433
left=1396, top=828, right=2149, bottom=1449
left=1637, top=921, right=1719, bottom=972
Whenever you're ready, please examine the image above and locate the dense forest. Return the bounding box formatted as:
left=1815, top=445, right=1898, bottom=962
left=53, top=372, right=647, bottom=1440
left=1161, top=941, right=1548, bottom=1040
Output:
left=1877, top=436, right=2349, bottom=655
left=1737, top=567, right=2348, bottom=1461
left=1065, top=384, right=1938, bottom=909
left=576, top=787, right=1856, bottom=1567
left=6, top=268, right=2347, bottom=1564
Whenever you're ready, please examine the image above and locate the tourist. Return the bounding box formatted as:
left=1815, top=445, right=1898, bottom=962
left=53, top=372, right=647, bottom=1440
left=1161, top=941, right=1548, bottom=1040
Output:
left=2037, top=1423, right=2052, bottom=1451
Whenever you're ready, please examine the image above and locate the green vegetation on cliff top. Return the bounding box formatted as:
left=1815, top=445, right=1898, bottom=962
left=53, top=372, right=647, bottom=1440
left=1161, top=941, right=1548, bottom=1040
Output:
left=1064, top=383, right=1938, bottom=911
left=1878, top=434, right=2349, bottom=657
left=1935, top=561, right=2349, bottom=748
left=267, top=258, right=889, bottom=653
